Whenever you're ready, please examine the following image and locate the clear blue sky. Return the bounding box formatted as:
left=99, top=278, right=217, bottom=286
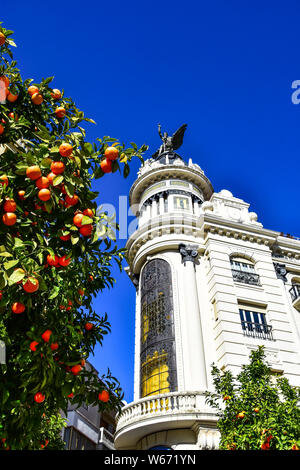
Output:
left=2, top=0, right=300, bottom=402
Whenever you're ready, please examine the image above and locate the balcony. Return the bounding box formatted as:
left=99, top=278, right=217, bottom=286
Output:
left=241, top=320, right=273, bottom=341
left=99, top=427, right=115, bottom=450
left=289, top=284, right=300, bottom=311
left=231, top=269, right=260, bottom=286
left=114, top=391, right=218, bottom=449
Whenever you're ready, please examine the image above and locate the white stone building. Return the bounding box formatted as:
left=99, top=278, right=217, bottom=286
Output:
left=114, top=147, right=300, bottom=450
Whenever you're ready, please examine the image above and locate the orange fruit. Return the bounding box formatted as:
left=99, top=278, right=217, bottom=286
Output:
left=47, top=172, right=56, bottom=185
left=59, top=232, right=71, bottom=241
left=55, top=107, right=66, bottom=118
left=59, top=143, right=73, bottom=157
left=34, top=392, right=45, bottom=403
left=41, top=329, right=52, bottom=343
left=27, top=85, right=39, bottom=96
left=23, top=277, right=39, bottom=293
left=51, top=89, right=61, bottom=100
left=50, top=342, right=59, bottom=351
left=73, top=213, right=83, bottom=227
left=2, top=212, right=17, bottom=226
left=8, top=112, right=18, bottom=121
left=0, top=124, right=4, bottom=135
left=7, top=92, right=18, bottom=102
left=58, top=255, right=71, bottom=267
left=71, top=364, right=82, bottom=375
left=47, top=254, right=59, bottom=267
left=0, top=175, right=8, bottom=186
left=0, top=76, right=10, bottom=88
left=98, top=390, right=109, bottom=402
left=0, top=32, right=6, bottom=46
left=35, top=176, right=50, bottom=189
left=100, top=158, right=112, bottom=173
left=26, top=165, right=42, bottom=181
left=85, top=322, right=93, bottom=331
left=31, top=93, right=44, bottom=105
left=50, top=161, right=65, bottom=175
left=18, top=190, right=26, bottom=200
left=105, top=146, right=119, bottom=161
left=38, top=188, right=51, bottom=202
left=29, top=341, right=39, bottom=351
left=11, top=302, right=25, bottom=314
left=80, top=224, right=93, bottom=237
left=65, top=194, right=78, bottom=206
left=3, top=198, right=16, bottom=212
left=83, top=208, right=94, bottom=217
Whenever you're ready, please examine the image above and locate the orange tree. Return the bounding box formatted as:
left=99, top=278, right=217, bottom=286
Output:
left=0, top=24, right=148, bottom=450
left=205, top=346, right=300, bottom=450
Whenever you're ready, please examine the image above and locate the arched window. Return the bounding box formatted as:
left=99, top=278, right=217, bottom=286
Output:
left=140, top=259, right=177, bottom=398
left=289, top=278, right=300, bottom=308
left=230, top=255, right=260, bottom=286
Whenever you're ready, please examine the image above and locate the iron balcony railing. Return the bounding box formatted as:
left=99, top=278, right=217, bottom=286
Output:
left=289, top=284, right=300, bottom=303
left=231, top=269, right=260, bottom=286
left=241, top=320, right=273, bottom=341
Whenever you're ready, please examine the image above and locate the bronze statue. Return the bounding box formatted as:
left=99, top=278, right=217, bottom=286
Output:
left=152, top=123, right=187, bottom=159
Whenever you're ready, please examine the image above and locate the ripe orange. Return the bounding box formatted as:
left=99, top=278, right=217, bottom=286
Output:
left=0, top=32, right=6, bottom=46
left=0, top=175, right=9, bottom=186
left=58, top=255, right=71, bottom=267
left=35, top=176, right=50, bottom=189
left=71, top=364, right=82, bottom=376
left=7, top=92, right=18, bottom=102
left=51, top=89, right=61, bottom=100
left=98, top=390, right=109, bottom=402
left=31, top=93, right=44, bottom=105
left=73, top=213, right=84, bottom=227
left=3, top=198, right=16, bottom=212
left=0, top=124, right=4, bottom=135
left=55, top=107, right=66, bottom=119
left=26, top=165, right=42, bottom=181
left=30, top=341, right=39, bottom=351
left=59, top=143, right=73, bottom=157
left=65, top=194, right=79, bottom=206
left=105, top=146, right=119, bottom=161
left=2, top=212, right=17, bottom=226
left=237, top=411, right=245, bottom=419
left=41, top=329, right=52, bottom=343
left=0, top=76, right=9, bottom=88
left=80, top=224, right=93, bottom=237
left=59, top=232, right=71, bottom=241
left=23, top=277, right=39, bottom=293
left=83, top=208, right=94, bottom=217
left=8, top=112, right=18, bottom=121
left=78, top=288, right=85, bottom=296
left=100, top=158, right=112, bottom=173
left=34, top=392, right=45, bottom=403
left=38, top=188, right=51, bottom=202
left=50, top=161, right=65, bottom=175
left=85, top=322, right=93, bottom=331
left=11, top=302, right=25, bottom=314
left=27, top=85, right=39, bottom=96
left=18, top=190, right=25, bottom=200
left=50, top=342, right=59, bottom=351
left=47, top=172, right=56, bottom=185
left=47, top=254, right=59, bottom=267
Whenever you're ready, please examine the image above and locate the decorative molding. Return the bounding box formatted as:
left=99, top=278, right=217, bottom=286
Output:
left=178, top=243, right=199, bottom=266
left=273, top=262, right=288, bottom=283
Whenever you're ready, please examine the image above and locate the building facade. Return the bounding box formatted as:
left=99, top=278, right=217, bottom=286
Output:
left=62, top=361, right=117, bottom=450
left=114, top=147, right=300, bottom=450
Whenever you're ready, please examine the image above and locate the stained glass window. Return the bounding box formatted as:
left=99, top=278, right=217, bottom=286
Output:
left=140, top=259, right=177, bottom=398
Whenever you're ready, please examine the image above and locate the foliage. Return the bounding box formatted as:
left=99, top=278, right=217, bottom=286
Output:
left=0, top=24, right=148, bottom=449
left=205, top=346, right=300, bottom=450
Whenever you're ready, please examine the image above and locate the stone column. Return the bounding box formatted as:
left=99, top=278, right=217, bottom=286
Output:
left=178, top=244, right=208, bottom=391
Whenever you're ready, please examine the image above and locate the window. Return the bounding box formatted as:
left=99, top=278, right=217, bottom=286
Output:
left=230, top=256, right=260, bottom=286
left=173, top=196, right=190, bottom=210
left=140, top=259, right=177, bottom=398
left=64, top=427, right=96, bottom=450
left=289, top=278, right=300, bottom=304
left=238, top=304, right=273, bottom=340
